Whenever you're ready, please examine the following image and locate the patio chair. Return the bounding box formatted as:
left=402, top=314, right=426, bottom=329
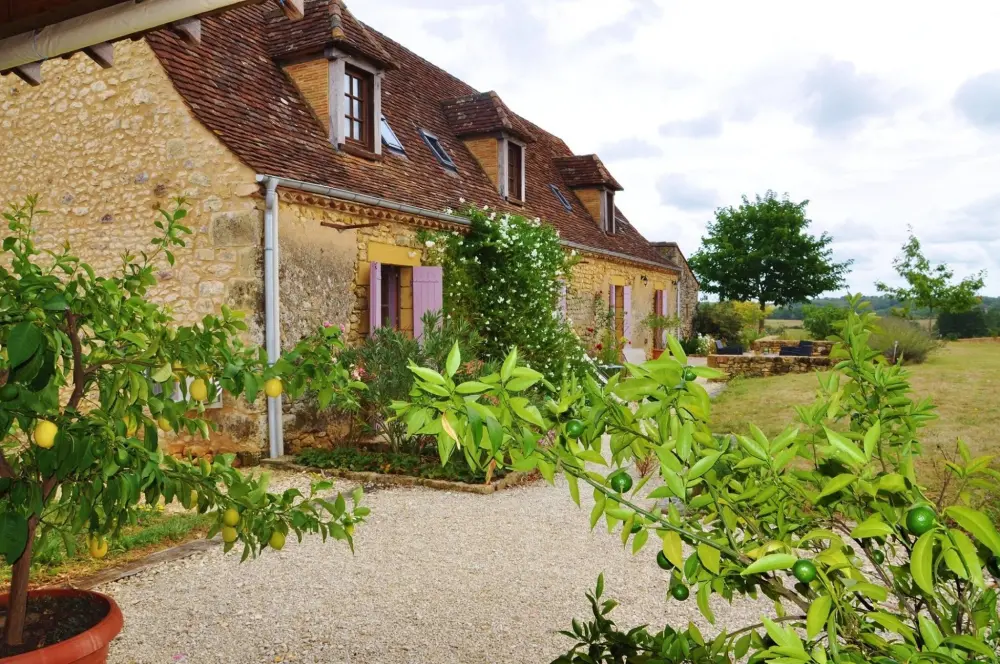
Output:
left=714, top=339, right=744, bottom=356
left=779, top=340, right=814, bottom=357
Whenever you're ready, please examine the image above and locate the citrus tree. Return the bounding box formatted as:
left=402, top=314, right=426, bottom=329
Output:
left=0, top=197, right=367, bottom=648
left=395, top=296, right=1000, bottom=662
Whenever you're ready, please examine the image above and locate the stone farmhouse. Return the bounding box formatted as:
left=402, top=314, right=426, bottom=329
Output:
left=0, top=0, right=697, bottom=457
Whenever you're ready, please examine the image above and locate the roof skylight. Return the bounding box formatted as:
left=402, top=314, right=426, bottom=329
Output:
left=419, top=129, right=457, bottom=170
left=381, top=116, right=405, bottom=153
left=549, top=184, right=573, bottom=212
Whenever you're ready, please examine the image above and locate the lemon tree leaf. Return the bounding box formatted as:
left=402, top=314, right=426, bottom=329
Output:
left=910, top=531, right=937, bottom=595
left=807, top=595, right=832, bottom=639
left=949, top=529, right=985, bottom=589
left=816, top=474, right=856, bottom=500
left=689, top=451, right=722, bottom=481
left=850, top=516, right=894, bottom=539
left=945, top=506, right=1000, bottom=554
left=697, top=582, right=715, bottom=624
left=863, top=420, right=881, bottom=460
left=867, top=612, right=916, bottom=644
left=741, top=553, right=797, bottom=576
left=445, top=342, right=461, bottom=377
left=944, top=635, right=997, bottom=658
left=824, top=427, right=866, bottom=467
left=662, top=531, right=684, bottom=569
left=698, top=543, right=721, bottom=574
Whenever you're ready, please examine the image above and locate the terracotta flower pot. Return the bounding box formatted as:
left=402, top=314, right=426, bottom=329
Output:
left=651, top=348, right=664, bottom=360
left=0, top=588, right=123, bottom=664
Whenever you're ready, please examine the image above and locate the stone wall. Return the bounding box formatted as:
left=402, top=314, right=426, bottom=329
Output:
left=567, top=253, right=679, bottom=356
left=751, top=339, right=834, bottom=356
left=0, top=41, right=268, bottom=456
left=652, top=243, right=698, bottom=338
left=707, top=354, right=832, bottom=380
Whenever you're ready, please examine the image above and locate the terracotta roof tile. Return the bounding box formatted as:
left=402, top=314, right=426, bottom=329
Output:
left=145, top=0, right=676, bottom=270
left=265, top=0, right=394, bottom=68
left=553, top=155, right=623, bottom=191
left=441, top=91, right=535, bottom=143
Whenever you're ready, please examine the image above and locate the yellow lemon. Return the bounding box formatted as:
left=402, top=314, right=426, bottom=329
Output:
left=268, top=531, right=286, bottom=550
left=189, top=378, right=209, bottom=402
left=199, top=458, right=212, bottom=476
left=221, top=526, right=238, bottom=543
left=222, top=507, right=240, bottom=527
left=88, top=536, right=108, bottom=559
left=189, top=489, right=199, bottom=508
left=264, top=378, right=284, bottom=398
left=157, top=416, right=172, bottom=432
left=33, top=421, right=58, bottom=449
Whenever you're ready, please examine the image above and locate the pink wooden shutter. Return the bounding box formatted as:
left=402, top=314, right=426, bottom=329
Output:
left=369, top=262, right=382, bottom=337
left=655, top=290, right=666, bottom=348
left=413, top=266, right=443, bottom=340
left=623, top=285, right=632, bottom=346
left=608, top=284, right=615, bottom=312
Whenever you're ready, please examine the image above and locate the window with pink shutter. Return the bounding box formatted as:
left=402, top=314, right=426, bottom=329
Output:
left=369, top=262, right=382, bottom=336
left=413, top=266, right=443, bottom=340
left=622, top=285, right=632, bottom=347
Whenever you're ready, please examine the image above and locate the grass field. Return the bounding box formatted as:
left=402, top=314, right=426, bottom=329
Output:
left=709, top=341, right=1000, bottom=480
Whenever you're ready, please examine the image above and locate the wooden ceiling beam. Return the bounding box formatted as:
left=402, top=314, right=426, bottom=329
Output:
left=279, top=0, right=304, bottom=20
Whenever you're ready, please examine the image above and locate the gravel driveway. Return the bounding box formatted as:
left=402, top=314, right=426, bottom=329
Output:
left=104, top=469, right=767, bottom=664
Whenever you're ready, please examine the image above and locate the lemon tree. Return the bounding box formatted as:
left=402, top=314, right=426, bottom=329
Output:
left=397, top=297, right=1000, bottom=663
left=0, top=197, right=367, bottom=648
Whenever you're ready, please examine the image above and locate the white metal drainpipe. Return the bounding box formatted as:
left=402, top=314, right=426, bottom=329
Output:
left=260, top=176, right=284, bottom=459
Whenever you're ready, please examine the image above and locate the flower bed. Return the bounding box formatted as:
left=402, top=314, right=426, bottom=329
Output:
left=295, top=447, right=504, bottom=484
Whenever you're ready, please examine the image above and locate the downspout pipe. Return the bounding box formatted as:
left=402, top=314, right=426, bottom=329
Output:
left=260, top=176, right=284, bottom=459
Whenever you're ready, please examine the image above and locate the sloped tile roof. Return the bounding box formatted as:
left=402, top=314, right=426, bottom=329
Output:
left=265, top=0, right=394, bottom=68
left=554, top=154, right=624, bottom=191
left=441, top=91, right=535, bottom=143
left=145, top=0, right=677, bottom=271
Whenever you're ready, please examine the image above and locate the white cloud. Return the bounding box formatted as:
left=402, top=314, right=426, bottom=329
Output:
left=350, top=0, right=1000, bottom=294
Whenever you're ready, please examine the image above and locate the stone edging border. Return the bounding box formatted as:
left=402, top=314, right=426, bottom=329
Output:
left=259, top=457, right=538, bottom=495
left=67, top=538, right=221, bottom=591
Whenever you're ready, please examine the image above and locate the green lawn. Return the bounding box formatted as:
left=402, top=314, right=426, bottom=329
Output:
left=710, top=342, right=1000, bottom=470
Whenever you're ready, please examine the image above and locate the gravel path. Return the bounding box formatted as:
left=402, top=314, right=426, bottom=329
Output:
left=104, top=470, right=768, bottom=664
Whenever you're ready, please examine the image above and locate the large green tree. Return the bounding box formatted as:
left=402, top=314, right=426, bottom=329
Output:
left=689, top=191, right=852, bottom=330
left=876, top=229, right=985, bottom=318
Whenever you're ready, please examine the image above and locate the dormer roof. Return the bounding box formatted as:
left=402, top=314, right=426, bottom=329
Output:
left=441, top=91, right=536, bottom=143
left=146, top=1, right=677, bottom=271
left=553, top=155, right=623, bottom=191
left=265, top=0, right=395, bottom=68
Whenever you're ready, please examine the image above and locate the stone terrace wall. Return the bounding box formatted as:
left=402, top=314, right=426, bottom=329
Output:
left=708, top=354, right=832, bottom=380
left=751, top=339, right=834, bottom=356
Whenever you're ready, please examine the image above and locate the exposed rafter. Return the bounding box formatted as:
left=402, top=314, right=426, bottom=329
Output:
left=12, top=62, right=42, bottom=86
left=171, top=18, right=202, bottom=45
left=279, top=0, right=305, bottom=20
left=83, top=42, right=114, bottom=68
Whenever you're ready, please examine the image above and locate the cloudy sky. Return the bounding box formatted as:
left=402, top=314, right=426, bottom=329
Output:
left=352, top=0, right=1000, bottom=295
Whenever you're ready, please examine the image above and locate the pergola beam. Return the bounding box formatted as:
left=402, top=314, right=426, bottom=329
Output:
left=12, top=62, right=41, bottom=86
left=170, top=18, right=202, bottom=45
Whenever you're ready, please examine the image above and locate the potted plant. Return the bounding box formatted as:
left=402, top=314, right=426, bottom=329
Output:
left=640, top=312, right=681, bottom=359
left=0, top=197, right=366, bottom=661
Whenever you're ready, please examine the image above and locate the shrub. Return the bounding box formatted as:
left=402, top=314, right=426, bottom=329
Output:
left=937, top=308, right=989, bottom=339
left=422, top=204, right=586, bottom=380
left=692, top=301, right=742, bottom=343
left=869, top=315, right=941, bottom=364
left=399, top=295, right=1000, bottom=664
left=679, top=334, right=712, bottom=356
left=802, top=303, right=848, bottom=339
left=0, top=197, right=366, bottom=649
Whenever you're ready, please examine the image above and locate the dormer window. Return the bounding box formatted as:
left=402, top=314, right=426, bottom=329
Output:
left=506, top=140, right=525, bottom=202
left=344, top=65, right=375, bottom=151
left=603, top=190, right=617, bottom=234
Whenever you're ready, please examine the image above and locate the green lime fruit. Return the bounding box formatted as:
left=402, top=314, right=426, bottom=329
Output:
left=792, top=559, right=817, bottom=584
left=682, top=368, right=697, bottom=382
left=656, top=550, right=672, bottom=570
left=0, top=384, right=18, bottom=402
left=670, top=584, right=690, bottom=601
left=565, top=419, right=585, bottom=439
left=871, top=549, right=885, bottom=564
left=609, top=471, right=633, bottom=494
left=987, top=556, right=1000, bottom=578
left=905, top=505, right=936, bottom=536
